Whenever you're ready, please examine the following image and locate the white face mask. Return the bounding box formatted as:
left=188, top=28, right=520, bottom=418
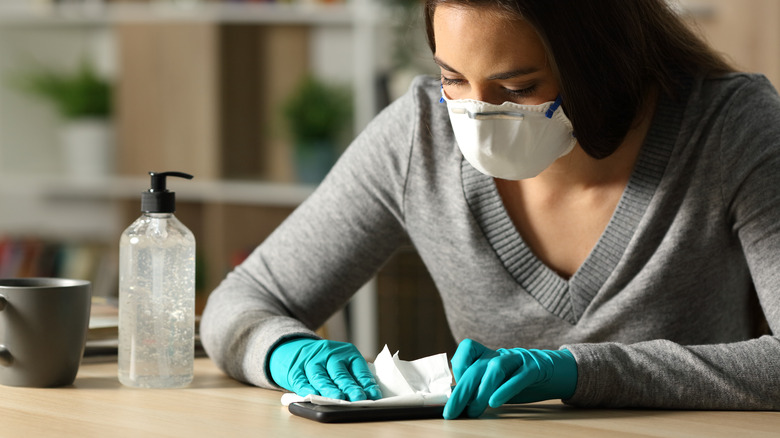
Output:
left=442, top=90, right=576, bottom=180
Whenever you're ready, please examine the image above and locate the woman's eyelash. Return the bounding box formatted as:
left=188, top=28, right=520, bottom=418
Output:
left=440, top=76, right=463, bottom=86
left=441, top=76, right=538, bottom=97
left=505, top=84, right=537, bottom=97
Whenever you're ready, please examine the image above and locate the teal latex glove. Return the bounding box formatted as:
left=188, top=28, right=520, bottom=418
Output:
left=443, top=339, right=577, bottom=419
left=269, top=338, right=382, bottom=401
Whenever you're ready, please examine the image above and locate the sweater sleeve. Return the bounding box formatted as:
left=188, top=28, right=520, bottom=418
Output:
left=564, top=76, right=780, bottom=409
left=199, top=78, right=423, bottom=389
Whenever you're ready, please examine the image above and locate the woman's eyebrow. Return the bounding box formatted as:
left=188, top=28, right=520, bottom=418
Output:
left=433, top=56, right=540, bottom=79
left=434, top=56, right=460, bottom=73
left=487, top=67, right=540, bottom=80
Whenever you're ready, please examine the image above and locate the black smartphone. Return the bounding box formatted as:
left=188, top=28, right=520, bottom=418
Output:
left=288, top=402, right=445, bottom=423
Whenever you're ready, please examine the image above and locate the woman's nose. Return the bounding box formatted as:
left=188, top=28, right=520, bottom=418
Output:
left=467, top=87, right=504, bottom=105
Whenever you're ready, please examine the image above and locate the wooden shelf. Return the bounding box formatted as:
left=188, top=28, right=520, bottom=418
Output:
left=0, top=2, right=384, bottom=27
left=0, top=173, right=315, bottom=207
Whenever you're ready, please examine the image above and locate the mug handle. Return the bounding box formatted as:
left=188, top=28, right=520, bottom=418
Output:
left=0, top=346, right=10, bottom=366
left=0, top=295, right=9, bottom=366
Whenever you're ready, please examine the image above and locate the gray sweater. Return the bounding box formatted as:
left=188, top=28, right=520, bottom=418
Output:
left=200, top=73, right=780, bottom=409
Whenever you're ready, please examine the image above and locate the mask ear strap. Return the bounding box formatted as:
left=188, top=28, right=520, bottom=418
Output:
left=545, top=95, right=563, bottom=118
left=439, top=84, right=446, bottom=103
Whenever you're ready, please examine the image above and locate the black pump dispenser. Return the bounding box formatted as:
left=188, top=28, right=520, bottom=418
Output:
left=141, top=171, right=193, bottom=213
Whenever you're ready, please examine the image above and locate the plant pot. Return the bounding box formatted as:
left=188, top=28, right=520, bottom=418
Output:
left=294, top=140, right=338, bottom=185
left=60, top=118, right=114, bottom=179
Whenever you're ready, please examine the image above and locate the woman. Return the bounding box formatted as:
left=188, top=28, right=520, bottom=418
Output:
left=201, top=0, right=780, bottom=419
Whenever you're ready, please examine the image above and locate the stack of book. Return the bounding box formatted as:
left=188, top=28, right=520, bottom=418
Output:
left=85, top=296, right=120, bottom=361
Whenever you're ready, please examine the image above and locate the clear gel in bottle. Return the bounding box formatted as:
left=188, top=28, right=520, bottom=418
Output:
left=119, top=171, right=195, bottom=388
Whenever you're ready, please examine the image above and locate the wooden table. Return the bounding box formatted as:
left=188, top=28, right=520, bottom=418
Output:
left=1, top=357, right=778, bottom=437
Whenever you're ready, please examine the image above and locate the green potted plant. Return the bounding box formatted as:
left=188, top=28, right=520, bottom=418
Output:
left=10, top=57, right=114, bottom=179
left=282, top=75, right=352, bottom=184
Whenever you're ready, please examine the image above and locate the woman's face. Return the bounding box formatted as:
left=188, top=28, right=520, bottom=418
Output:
left=433, top=5, right=559, bottom=106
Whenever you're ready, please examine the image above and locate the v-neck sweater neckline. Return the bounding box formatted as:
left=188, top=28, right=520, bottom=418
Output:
left=461, top=90, right=685, bottom=324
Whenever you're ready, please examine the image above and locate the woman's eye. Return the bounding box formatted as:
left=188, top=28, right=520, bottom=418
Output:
left=504, top=84, right=537, bottom=97
left=441, top=76, right=464, bottom=86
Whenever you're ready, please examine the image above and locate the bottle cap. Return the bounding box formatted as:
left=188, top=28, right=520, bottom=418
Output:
left=141, top=171, right=193, bottom=213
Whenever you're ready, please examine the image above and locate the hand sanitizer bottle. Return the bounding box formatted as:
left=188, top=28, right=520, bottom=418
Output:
left=119, top=171, right=195, bottom=388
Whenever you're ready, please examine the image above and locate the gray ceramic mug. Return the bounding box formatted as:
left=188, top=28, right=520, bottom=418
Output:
left=0, top=278, right=91, bottom=387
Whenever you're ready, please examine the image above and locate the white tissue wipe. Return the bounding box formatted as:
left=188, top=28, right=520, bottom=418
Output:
left=280, top=345, right=452, bottom=407
left=370, top=345, right=453, bottom=396
left=368, top=346, right=417, bottom=396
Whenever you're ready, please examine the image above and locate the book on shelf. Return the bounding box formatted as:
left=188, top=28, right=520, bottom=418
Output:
left=0, top=235, right=117, bottom=297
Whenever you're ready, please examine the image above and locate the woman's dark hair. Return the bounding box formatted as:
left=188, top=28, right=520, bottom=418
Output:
left=424, top=0, right=735, bottom=158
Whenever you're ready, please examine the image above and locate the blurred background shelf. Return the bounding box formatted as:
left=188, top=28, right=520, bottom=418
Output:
left=0, top=1, right=398, bottom=26
left=0, top=0, right=778, bottom=360
left=0, top=3, right=356, bottom=26
left=0, top=173, right=314, bottom=206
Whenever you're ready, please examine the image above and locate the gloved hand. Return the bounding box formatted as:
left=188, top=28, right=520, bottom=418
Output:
left=443, top=339, right=577, bottom=419
left=269, top=338, right=382, bottom=402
